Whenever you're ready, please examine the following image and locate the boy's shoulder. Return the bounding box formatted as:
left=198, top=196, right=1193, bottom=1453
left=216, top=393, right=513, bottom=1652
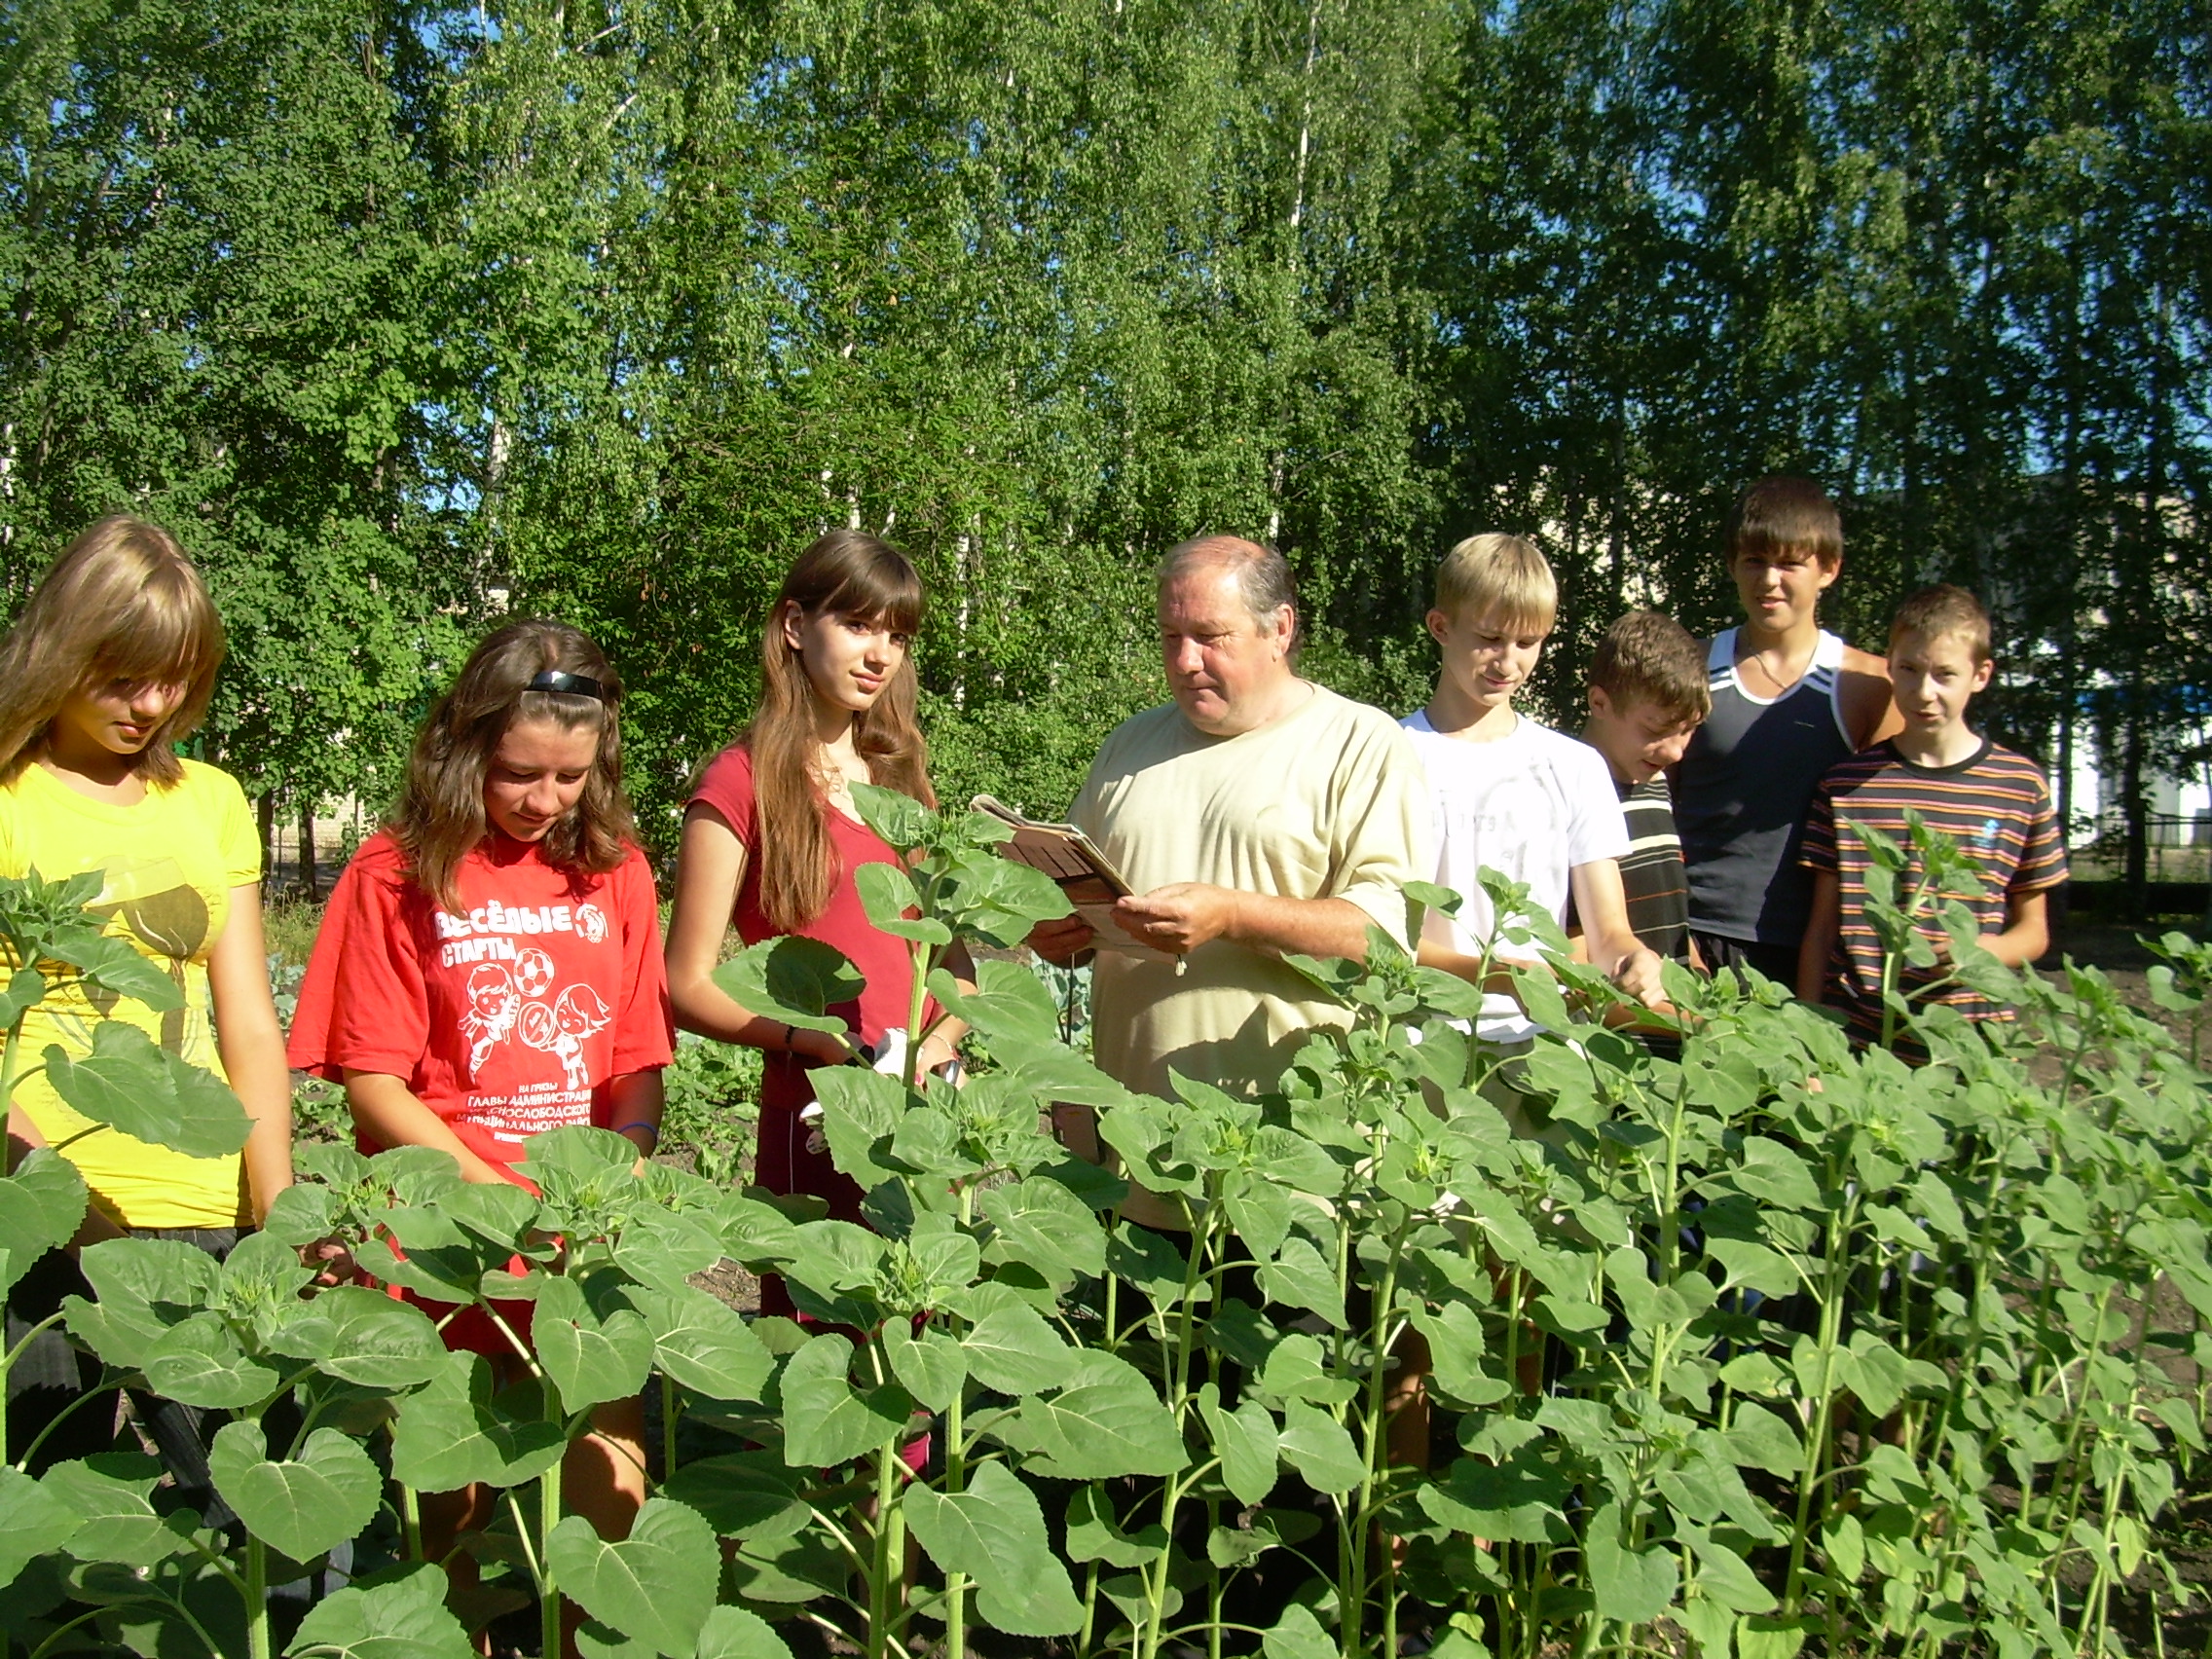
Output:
left=1959, top=741, right=2061, bottom=811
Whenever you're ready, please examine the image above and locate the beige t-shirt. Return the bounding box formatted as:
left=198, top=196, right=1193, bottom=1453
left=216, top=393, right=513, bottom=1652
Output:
left=1071, top=685, right=1430, bottom=1220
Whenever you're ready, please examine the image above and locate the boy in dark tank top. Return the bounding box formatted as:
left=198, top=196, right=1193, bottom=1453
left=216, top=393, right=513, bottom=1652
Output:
left=1669, top=478, right=1900, bottom=984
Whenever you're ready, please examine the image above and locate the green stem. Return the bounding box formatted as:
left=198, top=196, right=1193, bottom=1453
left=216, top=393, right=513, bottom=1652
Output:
left=944, top=1383, right=968, bottom=1659
left=660, top=1372, right=678, bottom=1489
left=903, top=938, right=930, bottom=1093
left=1139, top=1471, right=1189, bottom=1659
left=168, top=1594, right=239, bottom=1659
left=26, top=1607, right=111, bottom=1659
left=0, top=1008, right=34, bottom=1123
left=540, top=1421, right=564, bottom=1659
left=401, top=1483, right=423, bottom=1562
left=1346, top=1243, right=1408, bottom=1659
left=10, top=1355, right=114, bottom=1472
left=1783, top=1194, right=1857, bottom=1614
left=175, top=1529, right=250, bottom=1596
left=866, top=1436, right=906, bottom=1659
left=244, top=1534, right=270, bottom=1659
left=1076, top=1558, right=1101, bottom=1659
left=1137, top=1204, right=1221, bottom=1659
left=2, top=1310, right=65, bottom=1395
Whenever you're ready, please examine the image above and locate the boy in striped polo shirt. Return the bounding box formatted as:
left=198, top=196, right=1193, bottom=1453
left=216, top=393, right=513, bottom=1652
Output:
left=1571, top=610, right=1712, bottom=966
left=1796, top=585, right=2066, bottom=1046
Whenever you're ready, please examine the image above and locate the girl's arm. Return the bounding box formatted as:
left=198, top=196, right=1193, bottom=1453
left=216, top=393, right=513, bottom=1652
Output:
left=344, top=1070, right=512, bottom=1185
left=608, top=1069, right=665, bottom=1160
left=666, top=804, right=851, bottom=1065
left=208, top=882, right=294, bottom=1223
left=1565, top=859, right=1666, bottom=1007
left=916, top=941, right=976, bottom=1074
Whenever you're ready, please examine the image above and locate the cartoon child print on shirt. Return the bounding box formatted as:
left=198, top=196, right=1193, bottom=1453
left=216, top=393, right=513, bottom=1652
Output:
left=520, top=983, right=613, bottom=1090
left=463, top=964, right=522, bottom=1078
left=460, top=959, right=613, bottom=1089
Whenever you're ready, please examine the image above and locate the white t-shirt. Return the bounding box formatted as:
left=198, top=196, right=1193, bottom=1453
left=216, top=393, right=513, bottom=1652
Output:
left=1399, top=709, right=1629, bottom=1042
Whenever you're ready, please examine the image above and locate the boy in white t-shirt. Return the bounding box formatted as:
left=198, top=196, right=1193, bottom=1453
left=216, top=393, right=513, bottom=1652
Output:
left=1388, top=535, right=1672, bottom=1466
left=1401, top=533, right=1666, bottom=1042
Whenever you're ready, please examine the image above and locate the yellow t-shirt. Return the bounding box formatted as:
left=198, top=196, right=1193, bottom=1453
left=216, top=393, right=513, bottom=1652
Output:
left=0, top=758, right=262, bottom=1228
left=1071, top=684, right=1431, bottom=1223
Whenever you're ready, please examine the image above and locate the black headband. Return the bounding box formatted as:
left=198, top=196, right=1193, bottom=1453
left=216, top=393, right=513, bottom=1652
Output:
left=527, top=670, right=606, bottom=700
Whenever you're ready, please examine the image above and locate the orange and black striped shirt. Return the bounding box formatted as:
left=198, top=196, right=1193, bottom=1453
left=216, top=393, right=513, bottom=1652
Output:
left=1800, top=738, right=2066, bottom=1042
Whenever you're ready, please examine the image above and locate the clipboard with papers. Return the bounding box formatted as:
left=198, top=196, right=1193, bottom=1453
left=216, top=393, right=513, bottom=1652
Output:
left=970, top=794, right=1171, bottom=961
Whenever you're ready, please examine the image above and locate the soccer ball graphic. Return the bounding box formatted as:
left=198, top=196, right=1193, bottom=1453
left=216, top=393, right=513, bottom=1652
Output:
left=514, top=947, right=557, bottom=1000
left=574, top=903, right=608, bottom=944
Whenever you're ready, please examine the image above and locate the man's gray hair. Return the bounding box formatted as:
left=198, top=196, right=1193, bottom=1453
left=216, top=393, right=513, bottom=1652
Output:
left=1156, top=535, right=1299, bottom=635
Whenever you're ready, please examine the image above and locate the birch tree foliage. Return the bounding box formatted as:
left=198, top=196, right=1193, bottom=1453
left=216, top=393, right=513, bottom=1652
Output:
left=0, top=0, right=2203, bottom=865
left=0, top=0, right=467, bottom=826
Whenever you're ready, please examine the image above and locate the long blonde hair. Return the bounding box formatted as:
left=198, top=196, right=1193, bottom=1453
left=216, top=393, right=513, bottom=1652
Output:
left=0, top=516, right=226, bottom=787
left=391, top=618, right=639, bottom=911
left=745, top=531, right=933, bottom=933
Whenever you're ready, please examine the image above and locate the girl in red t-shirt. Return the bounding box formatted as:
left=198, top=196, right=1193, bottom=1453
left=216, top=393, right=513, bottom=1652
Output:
left=288, top=617, right=673, bottom=1627
left=667, top=530, right=969, bottom=1318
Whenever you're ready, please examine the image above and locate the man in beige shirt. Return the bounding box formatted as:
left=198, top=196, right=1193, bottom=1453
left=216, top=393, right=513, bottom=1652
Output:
left=1031, top=536, right=1430, bottom=1221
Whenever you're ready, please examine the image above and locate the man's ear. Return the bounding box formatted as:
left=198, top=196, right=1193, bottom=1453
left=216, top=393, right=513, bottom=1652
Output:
left=1587, top=684, right=1613, bottom=720
left=1424, top=608, right=1451, bottom=647
left=1271, top=605, right=1297, bottom=656
left=1972, top=656, right=1995, bottom=693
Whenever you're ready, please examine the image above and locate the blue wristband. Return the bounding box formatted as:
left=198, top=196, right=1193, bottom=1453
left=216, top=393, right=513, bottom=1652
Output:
left=615, top=1121, right=660, bottom=1145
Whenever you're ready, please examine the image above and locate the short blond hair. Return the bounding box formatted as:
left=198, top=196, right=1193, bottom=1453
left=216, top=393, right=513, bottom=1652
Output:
left=1433, top=534, right=1556, bottom=631
left=0, top=516, right=226, bottom=787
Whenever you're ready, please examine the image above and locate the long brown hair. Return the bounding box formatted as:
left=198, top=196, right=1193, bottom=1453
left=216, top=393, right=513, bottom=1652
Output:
left=0, top=516, right=226, bottom=787
left=747, top=531, right=933, bottom=932
left=392, top=618, right=638, bottom=910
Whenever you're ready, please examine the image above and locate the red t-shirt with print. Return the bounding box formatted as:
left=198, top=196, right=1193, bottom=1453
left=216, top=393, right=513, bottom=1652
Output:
left=288, top=830, right=675, bottom=1174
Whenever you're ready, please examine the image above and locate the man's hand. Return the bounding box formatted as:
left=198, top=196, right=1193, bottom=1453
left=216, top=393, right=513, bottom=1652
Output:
left=1609, top=944, right=1667, bottom=1008
left=1027, top=914, right=1097, bottom=965
left=1114, top=884, right=1239, bottom=956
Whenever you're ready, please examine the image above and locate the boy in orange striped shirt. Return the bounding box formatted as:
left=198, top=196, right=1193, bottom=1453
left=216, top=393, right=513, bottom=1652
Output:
left=1796, top=585, right=2067, bottom=1046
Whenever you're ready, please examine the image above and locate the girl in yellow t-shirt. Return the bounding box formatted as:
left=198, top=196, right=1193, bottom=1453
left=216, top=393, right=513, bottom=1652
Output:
left=0, top=515, right=294, bottom=1482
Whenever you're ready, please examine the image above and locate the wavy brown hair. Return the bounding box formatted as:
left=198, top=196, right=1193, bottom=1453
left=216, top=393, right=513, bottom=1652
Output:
left=745, top=531, right=932, bottom=932
left=0, top=516, right=226, bottom=787
left=392, top=618, right=638, bottom=910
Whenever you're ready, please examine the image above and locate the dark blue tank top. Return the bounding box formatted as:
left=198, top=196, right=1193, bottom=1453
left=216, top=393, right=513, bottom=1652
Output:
left=1671, top=628, right=1852, bottom=945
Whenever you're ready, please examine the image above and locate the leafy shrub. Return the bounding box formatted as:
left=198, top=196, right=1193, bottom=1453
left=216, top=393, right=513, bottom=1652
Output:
left=1, top=811, right=2206, bottom=1659
left=261, top=900, right=324, bottom=975
left=659, top=1032, right=763, bottom=1184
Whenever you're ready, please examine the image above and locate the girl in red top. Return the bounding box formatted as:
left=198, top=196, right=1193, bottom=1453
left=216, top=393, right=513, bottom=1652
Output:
left=667, top=531, right=968, bottom=1318
left=288, top=617, right=672, bottom=1628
